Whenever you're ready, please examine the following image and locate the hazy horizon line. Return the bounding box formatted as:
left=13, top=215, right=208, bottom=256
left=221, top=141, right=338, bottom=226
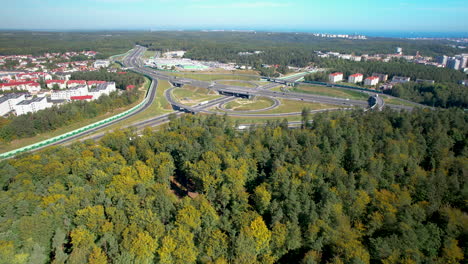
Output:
left=0, top=28, right=467, bottom=38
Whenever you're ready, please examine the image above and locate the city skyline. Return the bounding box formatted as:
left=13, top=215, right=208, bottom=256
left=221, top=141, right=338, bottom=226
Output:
left=1, top=0, right=468, bottom=35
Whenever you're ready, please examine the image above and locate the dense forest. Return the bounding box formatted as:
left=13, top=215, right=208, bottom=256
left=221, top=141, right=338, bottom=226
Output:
left=0, top=110, right=466, bottom=263
left=0, top=31, right=462, bottom=61
left=70, top=71, right=145, bottom=90
left=385, top=82, right=468, bottom=108
left=0, top=89, right=140, bottom=144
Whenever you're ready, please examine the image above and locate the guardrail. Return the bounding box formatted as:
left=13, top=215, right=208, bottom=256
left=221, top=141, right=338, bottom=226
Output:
left=0, top=52, right=153, bottom=160
left=278, top=71, right=314, bottom=80
left=0, top=80, right=153, bottom=159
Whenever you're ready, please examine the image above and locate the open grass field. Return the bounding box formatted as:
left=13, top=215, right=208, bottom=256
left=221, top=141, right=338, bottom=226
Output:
left=215, top=99, right=345, bottom=115
left=258, top=99, right=346, bottom=114
left=382, top=95, right=422, bottom=107
left=292, top=84, right=369, bottom=100
left=143, top=50, right=157, bottom=59
left=224, top=97, right=274, bottom=111
left=217, top=80, right=257, bottom=88
left=172, top=85, right=222, bottom=106
left=0, top=78, right=152, bottom=154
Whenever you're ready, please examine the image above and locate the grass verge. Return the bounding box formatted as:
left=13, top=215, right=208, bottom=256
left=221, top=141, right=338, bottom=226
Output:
left=172, top=85, right=222, bottom=106
left=217, top=80, right=257, bottom=88
left=224, top=97, right=274, bottom=111
left=292, top=84, right=369, bottom=100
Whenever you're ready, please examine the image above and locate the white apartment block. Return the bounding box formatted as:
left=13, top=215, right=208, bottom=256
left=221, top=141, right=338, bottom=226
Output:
left=364, top=76, right=380, bottom=86
left=329, top=72, right=344, bottom=83
left=13, top=97, right=52, bottom=115
left=93, top=60, right=110, bottom=68
left=88, top=82, right=117, bottom=99
left=51, top=85, right=88, bottom=100
left=46, top=80, right=67, bottom=89
left=348, top=73, right=363, bottom=83
left=0, top=94, right=26, bottom=116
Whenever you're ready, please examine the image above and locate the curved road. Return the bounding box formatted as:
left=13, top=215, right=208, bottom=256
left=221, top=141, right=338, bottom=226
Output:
left=9, top=46, right=158, bottom=152
left=4, top=45, right=426, bottom=156
left=217, top=97, right=281, bottom=113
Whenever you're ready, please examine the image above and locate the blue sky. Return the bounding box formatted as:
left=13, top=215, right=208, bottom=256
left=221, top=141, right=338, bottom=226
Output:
left=1, top=0, right=467, bottom=33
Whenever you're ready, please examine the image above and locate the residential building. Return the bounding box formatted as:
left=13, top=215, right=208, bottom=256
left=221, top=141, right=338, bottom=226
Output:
left=56, top=72, right=72, bottom=81
left=0, top=94, right=26, bottom=116
left=436, top=55, right=448, bottom=66
left=46, top=80, right=66, bottom=89
left=87, top=81, right=107, bottom=87
left=372, top=73, right=388, bottom=83
left=447, top=58, right=461, bottom=70
left=93, top=60, right=110, bottom=68
left=0, top=81, right=41, bottom=92
left=364, top=76, right=380, bottom=86
left=67, top=80, right=87, bottom=88
left=459, top=80, right=468, bottom=87
left=13, top=97, right=52, bottom=115
left=329, top=72, right=343, bottom=83
left=458, top=55, right=468, bottom=69
left=396, top=47, right=403, bottom=55
left=51, top=85, right=88, bottom=100
left=415, top=79, right=435, bottom=84
left=71, top=95, right=94, bottom=101
left=380, top=83, right=394, bottom=90
left=88, top=82, right=117, bottom=99
left=348, top=73, right=363, bottom=83
left=392, top=76, right=411, bottom=83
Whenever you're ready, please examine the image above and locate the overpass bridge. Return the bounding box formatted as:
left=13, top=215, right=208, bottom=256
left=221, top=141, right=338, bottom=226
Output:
left=261, top=71, right=314, bottom=86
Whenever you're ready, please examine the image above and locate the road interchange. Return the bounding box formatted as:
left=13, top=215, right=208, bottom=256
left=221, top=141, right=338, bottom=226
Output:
left=1, top=45, right=426, bottom=157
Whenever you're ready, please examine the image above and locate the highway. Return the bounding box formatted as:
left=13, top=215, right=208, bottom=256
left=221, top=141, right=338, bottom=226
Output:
left=85, top=45, right=418, bottom=135
left=2, top=45, right=424, bottom=156
left=133, top=63, right=416, bottom=111
left=28, top=46, right=159, bottom=150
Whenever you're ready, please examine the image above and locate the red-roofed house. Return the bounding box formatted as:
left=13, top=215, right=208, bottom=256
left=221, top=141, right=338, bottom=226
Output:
left=329, top=72, right=343, bottom=83
left=126, top=85, right=136, bottom=91
left=118, top=72, right=127, bottom=75
left=348, top=73, right=363, bottom=83
left=0, top=81, right=40, bottom=92
left=67, top=80, right=88, bottom=88
left=35, top=72, right=52, bottom=80
left=364, top=76, right=380, bottom=86
left=70, top=95, right=93, bottom=101
left=46, top=80, right=66, bottom=89
left=85, top=51, right=97, bottom=56
left=16, top=73, right=34, bottom=80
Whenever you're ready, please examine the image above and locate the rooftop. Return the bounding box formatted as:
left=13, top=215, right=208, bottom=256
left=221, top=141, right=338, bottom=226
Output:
left=350, top=73, right=363, bottom=77
left=330, top=72, right=343, bottom=76
left=17, top=97, right=46, bottom=105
